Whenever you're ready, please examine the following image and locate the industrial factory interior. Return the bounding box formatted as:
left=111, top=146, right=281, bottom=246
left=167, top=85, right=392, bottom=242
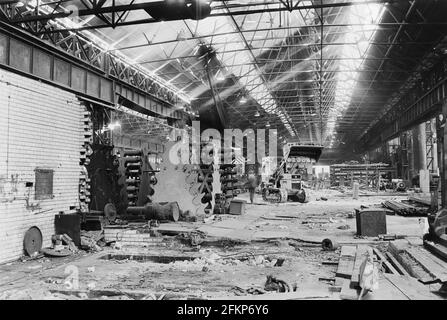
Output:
left=1, top=0, right=447, bottom=303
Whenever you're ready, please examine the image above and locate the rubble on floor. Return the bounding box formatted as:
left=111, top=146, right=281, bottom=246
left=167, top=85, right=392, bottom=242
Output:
left=382, top=199, right=430, bottom=216
left=0, top=190, right=446, bottom=300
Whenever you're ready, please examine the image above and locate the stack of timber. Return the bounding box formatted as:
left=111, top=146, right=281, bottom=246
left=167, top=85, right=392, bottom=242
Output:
left=388, top=239, right=447, bottom=285
left=334, top=244, right=443, bottom=300
left=408, top=196, right=431, bottom=206
left=424, top=240, right=447, bottom=262
left=382, top=200, right=429, bottom=216
left=333, top=245, right=373, bottom=300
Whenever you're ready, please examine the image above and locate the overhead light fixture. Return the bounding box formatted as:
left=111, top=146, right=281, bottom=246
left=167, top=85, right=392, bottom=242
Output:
left=254, top=110, right=260, bottom=117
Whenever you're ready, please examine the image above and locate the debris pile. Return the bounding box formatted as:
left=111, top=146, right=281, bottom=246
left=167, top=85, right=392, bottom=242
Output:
left=166, top=249, right=287, bottom=273
left=264, top=275, right=295, bottom=292
left=80, top=230, right=105, bottom=252
left=41, top=234, right=79, bottom=257
left=382, top=199, right=429, bottom=216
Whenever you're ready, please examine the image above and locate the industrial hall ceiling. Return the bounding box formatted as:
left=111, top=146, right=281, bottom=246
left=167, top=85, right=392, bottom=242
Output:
left=1, top=0, right=447, bottom=161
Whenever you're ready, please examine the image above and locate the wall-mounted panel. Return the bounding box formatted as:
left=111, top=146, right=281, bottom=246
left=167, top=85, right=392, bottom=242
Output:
left=34, top=168, right=54, bottom=200
left=138, top=93, right=144, bottom=106
left=9, top=39, right=31, bottom=73
left=0, top=34, right=8, bottom=65
left=53, top=58, right=70, bottom=87
left=100, top=78, right=113, bottom=102
left=86, top=72, right=100, bottom=98
left=32, top=49, right=52, bottom=80
left=71, top=66, right=86, bottom=93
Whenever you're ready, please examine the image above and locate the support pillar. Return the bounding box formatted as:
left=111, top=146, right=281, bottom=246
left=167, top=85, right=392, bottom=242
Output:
left=431, top=119, right=439, bottom=174
left=408, top=131, right=416, bottom=183
left=418, top=123, right=430, bottom=193
left=440, top=101, right=447, bottom=208
left=418, top=123, right=428, bottom=170
left=420, top=169, right=430, bottom=194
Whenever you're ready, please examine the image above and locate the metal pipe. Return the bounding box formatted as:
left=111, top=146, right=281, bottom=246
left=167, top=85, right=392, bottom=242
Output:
left=127, top=202, right=180, bottom=222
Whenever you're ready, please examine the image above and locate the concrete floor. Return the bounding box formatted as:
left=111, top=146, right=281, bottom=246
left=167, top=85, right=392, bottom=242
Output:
left=0, top=189, right=433, bottom=300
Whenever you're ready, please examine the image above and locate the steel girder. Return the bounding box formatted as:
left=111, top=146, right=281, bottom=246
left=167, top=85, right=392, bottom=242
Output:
left=0, top=1, right=188, bottom=107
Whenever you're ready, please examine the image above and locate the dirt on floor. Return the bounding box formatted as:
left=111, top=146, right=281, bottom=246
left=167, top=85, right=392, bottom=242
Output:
left=0, top=189, right=429, bottom=300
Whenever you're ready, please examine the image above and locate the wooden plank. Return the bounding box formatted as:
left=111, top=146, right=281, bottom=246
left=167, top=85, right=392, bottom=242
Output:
left=340, top=245, right=357, bottom=257
left=385, top=252, right=411, bottom=276
left=373, top=248, right=399, bottom=274
left=350, top=245, right=373, bottom=288
left=408, top=196, right=431, bottom=206
left=383, top=274, right=444, bottom=300
left=340, top=279, right=360, bottom=300
left=406, top=237, right=423, bottom=246
left=388, top=241, right=436, bottom=283
left=155, top=224, right=198, bottom=236
left=406, top=247, right=447, bottom=283
left=388, top=239, right=410, bottom=254
left=330, top=277, right=344, bottom=293
left=363, top=276, right=409, bottom=300
left=335, top=246, right=356, bottom=279
left=334, top=277, right=344, bottom=287
left=399, top=252, right=436, bottom=284
left=360, top=273, right=409, bottom=301
left=336, top=259, right=354, bottom=279
left=424, top=240, right=447, bottom=262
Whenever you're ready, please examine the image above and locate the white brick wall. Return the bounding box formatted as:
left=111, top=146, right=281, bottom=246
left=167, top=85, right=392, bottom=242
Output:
left=0, top=69, right=83, bottom=263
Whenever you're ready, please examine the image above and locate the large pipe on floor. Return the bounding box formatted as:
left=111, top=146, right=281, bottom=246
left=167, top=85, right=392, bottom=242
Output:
left=127, top=202, right=180, bottom=222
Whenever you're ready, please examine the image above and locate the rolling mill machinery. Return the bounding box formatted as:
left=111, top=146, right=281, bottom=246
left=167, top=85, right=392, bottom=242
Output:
left=79, top=103, right=241, bottom=224
left=79, top=103, right=124, bottom=229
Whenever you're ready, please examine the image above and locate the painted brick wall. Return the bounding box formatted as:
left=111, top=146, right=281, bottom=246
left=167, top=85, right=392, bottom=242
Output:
left=0, top=68, right=83, bottom=263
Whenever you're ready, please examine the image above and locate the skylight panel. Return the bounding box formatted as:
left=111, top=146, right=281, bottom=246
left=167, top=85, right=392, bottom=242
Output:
left=327, top=0, right=385, bottom=148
